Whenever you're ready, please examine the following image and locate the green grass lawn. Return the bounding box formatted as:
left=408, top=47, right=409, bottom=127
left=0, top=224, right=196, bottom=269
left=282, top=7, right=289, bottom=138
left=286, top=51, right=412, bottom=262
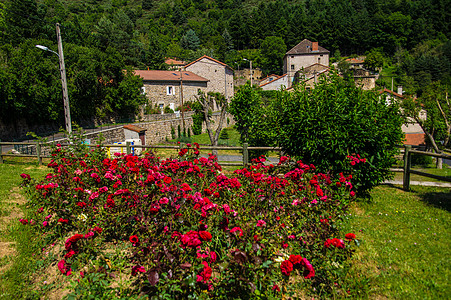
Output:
left=342, top=185, right=451, bottom=299
left=0, top=161, right=49, bottom=298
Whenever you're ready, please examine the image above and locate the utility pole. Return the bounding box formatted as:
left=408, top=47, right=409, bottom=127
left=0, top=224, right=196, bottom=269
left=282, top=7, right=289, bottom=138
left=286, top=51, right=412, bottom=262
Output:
left=243, top=58, right=253, bottom=86
left=250, top=60, right=253, bottom=87
left=180, top=70, right=185, bottom=129
left=56, top=23, right=72, bottom=134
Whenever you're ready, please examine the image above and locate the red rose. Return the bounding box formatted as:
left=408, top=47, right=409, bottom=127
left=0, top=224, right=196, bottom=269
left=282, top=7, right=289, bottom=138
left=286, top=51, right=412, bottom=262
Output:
left=199, top=231, right=212, bottom=241
left=280, top=260, right=293, bottom=276
left=58, top=218, right=69, bottom=224
left=345, top=233, right=356, bottom=240
left=289, top=254, right=303, bottom=265
left=129, top=235, right=139, bottom=245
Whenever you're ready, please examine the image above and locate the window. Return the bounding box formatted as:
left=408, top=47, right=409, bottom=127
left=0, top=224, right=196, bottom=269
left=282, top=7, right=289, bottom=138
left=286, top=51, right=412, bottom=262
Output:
left=167, top=86, right=174, bottom=95
left=141, top=87, right=146, bottom=95
left=291, top=65, right=295, bottom=70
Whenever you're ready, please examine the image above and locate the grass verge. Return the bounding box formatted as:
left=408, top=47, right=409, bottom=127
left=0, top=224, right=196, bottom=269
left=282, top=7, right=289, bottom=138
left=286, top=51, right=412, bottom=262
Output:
left=0, top=162, right=48, bottom=298
left=342, top=185, right=450, bottom=299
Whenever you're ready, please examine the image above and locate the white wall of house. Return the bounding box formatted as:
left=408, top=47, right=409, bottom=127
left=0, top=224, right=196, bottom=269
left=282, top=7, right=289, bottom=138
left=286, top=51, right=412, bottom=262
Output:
left=260, top=75, right=289, bottom=91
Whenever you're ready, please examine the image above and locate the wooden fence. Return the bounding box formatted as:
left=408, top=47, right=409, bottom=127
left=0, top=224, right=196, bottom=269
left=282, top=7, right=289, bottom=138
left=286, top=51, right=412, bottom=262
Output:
left=1, top=142, right=450, bottom=191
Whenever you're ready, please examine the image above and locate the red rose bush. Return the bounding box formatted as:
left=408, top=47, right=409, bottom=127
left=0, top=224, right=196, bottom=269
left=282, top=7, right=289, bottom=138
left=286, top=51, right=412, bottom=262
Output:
left=20, top=142, right=359, bottom=298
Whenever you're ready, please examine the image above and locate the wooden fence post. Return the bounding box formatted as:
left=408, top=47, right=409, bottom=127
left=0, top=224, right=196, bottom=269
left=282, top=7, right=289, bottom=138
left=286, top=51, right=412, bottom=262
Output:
left=403, top=145, right=411, bottom=191
left=126, top=141, right=131, bottom=155
left=36, top=142, right=42, bottom=165
left=0, top=143, right=3, bottom=164
left=243, top=143, right=249, bottom=166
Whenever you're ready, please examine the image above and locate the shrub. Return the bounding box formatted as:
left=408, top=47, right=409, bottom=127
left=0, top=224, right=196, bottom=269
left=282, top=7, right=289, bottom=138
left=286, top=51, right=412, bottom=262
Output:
left=411, top=153, right=433, bottom=166
left=271, top=72, right=404, bottom=195
left=171, top=126, right=176, bottom=140
left=191, top=101, right=204, bottom=135
left=19, top=142, right=359, bottom=298
left=219, top=128, right=229, bottom=140
left=164, top=106, right=174, bottom=114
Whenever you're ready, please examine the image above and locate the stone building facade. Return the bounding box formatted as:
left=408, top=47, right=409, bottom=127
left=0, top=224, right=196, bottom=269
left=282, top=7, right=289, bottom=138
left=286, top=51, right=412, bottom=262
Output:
left=283, top=39, right=330, bottom=88
left=184, top=56, right=234, bottom=100
left=134, top=70, right=208, bottom=112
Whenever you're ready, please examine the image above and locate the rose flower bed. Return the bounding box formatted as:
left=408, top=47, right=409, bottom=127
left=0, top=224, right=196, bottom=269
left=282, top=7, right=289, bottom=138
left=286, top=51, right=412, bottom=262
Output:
left=19, top=143, right=359, bottom=298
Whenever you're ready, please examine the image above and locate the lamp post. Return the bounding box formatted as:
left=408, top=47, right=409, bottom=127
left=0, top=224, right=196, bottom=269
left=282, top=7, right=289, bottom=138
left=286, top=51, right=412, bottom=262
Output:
left=35, top=23, right=72, bottom=134
left=243, top=58, right=253, bottom=86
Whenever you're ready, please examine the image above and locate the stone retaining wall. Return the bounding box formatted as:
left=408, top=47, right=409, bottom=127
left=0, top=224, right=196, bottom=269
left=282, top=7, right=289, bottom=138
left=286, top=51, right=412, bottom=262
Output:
left=82, top=112, right=235, bottom=145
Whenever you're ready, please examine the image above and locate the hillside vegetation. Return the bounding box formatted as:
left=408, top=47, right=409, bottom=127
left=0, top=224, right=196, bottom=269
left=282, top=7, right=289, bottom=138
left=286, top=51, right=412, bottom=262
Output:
left=0, top=0, right=449, bottom=129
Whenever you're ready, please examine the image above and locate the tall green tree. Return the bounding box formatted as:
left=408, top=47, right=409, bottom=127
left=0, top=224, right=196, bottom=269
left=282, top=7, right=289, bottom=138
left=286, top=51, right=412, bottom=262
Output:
left=180, top=29, right=200, bottom=50
left=260, top=36, right=286, bottom=75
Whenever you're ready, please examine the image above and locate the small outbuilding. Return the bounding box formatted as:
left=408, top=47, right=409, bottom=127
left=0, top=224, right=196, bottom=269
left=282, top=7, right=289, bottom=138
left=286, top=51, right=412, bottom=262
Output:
left=123, top=124, right=147, bottom=145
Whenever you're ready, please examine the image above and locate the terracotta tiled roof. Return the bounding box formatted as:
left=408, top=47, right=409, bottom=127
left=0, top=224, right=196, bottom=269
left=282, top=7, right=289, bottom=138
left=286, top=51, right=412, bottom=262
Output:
left=134, top=70, right=209, bottom=82
left=259, top=74, right=287, bottom=88
left=403, top=133, right=426, bottom=146
left=123, top=124, right=147, bottom=133
left=184, top=55, right=233, bottom=70
left=345, top=58, right=364, bottom=64
left=379, top=88, right=404, bottom=99
left=164, top=58, right=186, bottom=65
left=286, top=39, right=329, bottom=55
left=261, top=74, right=279, bottom=81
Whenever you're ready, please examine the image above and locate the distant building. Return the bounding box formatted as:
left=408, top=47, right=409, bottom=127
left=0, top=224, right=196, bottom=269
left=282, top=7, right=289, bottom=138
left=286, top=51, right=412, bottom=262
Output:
left=283, top=39, right=330, bottom=87
left=259, top=74, right=288, bottom=91
left=184, top=55, right=234, bottom=100
left=379, top=87, right=426, bottom=146
left=135, top=70, right=208, bottom=112
left=164, top=58, right=187, bottom=70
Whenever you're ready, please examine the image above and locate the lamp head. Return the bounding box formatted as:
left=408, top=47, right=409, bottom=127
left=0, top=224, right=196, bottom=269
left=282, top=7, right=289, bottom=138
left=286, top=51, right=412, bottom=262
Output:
left=35, top=45, right=49, bottom=51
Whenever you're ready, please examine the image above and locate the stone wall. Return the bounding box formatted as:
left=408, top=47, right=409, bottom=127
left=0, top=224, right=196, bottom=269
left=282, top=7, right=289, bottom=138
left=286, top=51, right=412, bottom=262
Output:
left=81, top=112, right=235, bottom=145
left=143, top=81, right=207, bottom=110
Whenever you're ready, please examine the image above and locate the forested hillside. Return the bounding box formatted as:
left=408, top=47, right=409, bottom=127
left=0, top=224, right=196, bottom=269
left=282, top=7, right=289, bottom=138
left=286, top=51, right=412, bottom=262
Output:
left=0, top=0, right=449, bottom=130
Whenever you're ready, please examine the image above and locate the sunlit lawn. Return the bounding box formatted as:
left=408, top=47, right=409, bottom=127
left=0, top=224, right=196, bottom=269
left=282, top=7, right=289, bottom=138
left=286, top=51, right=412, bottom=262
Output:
left=342, top=185, right=451, bottom=299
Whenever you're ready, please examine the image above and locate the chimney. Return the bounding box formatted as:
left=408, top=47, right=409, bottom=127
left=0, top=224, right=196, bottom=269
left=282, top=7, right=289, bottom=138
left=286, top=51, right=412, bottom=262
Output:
left=312, top=42, right=318, bottom=52
left=397, top=86, right=403, bottom=95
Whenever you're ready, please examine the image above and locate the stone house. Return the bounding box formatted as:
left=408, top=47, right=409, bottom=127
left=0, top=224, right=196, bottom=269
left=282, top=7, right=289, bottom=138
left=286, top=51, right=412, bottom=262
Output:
left=379, top=87, right=426, bottom=146
left=292, top=63, right=330, bottom=87
left=283, top=39, right=330, bottom=87
left=259, top=74, right=288, bottom=91
left=259, top=74, right=281, bottom=86
left=184, top=55, right=234, bottom=100
left=134, top=70, right=208, bottom=112
left=164, top=58, right=187, bottom=70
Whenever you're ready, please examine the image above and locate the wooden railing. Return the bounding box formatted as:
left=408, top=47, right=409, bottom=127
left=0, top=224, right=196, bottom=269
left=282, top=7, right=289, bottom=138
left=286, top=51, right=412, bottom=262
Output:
left=0, top=141, right=282, bottom=167
left=395, top=145, right=451, bottom=190
left=2, top=142, right=450, bottom=191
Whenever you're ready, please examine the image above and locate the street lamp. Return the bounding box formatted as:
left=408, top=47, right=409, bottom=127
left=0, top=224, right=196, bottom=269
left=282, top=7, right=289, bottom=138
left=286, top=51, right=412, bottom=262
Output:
left=35, top=23, right=72, bottom=134
left=243, top=58, right=253, bottom=86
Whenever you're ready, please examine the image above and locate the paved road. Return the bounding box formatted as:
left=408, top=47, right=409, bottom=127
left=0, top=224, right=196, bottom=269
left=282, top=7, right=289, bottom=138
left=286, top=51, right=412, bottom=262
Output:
left=383, top=180, right=451, bottom=188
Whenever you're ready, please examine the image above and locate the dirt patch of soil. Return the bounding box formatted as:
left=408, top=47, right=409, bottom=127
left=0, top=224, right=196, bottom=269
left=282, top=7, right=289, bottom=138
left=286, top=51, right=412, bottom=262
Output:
left=0, top=187, right=26, bottom=277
